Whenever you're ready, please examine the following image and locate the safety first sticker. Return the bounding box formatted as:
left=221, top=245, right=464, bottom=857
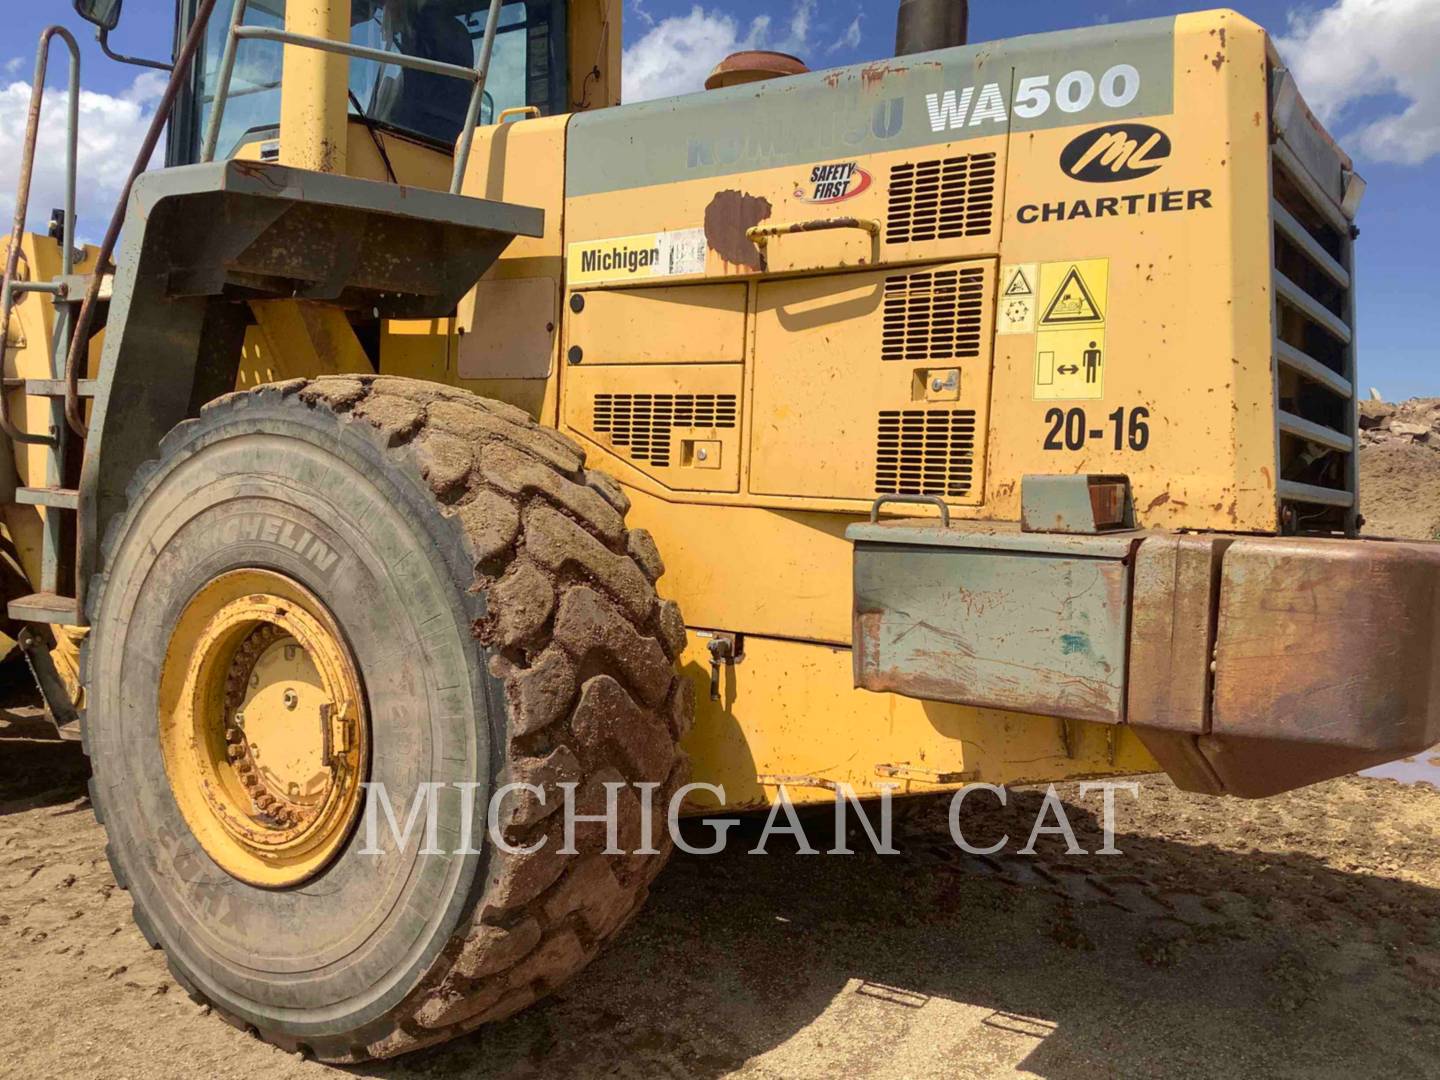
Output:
left=567, top=228, right=708, bottom=286
left=1025, top=258, right=1109, bottom=401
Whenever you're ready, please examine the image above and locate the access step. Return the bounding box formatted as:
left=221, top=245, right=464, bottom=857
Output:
left=0, top=704, right=79, bottom=741
left=3, top=378, right=98, bottom=397
left=7, top=591, right=80, bottom=625
left=14, top=486, right=79, bottom=509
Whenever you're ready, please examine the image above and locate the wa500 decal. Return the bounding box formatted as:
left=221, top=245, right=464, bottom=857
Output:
left=926, top=63, right=1143, bottom=132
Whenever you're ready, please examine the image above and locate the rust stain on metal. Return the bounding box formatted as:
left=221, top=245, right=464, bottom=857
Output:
left=875, top=763, right=975, bottom=784
left=860, top=61, right=906, bottom=88
left=860, top=649, right=1118, bottom=725
left=756, top=773, right=841, bottom=792
left=704, top=189, right=772, bottom=270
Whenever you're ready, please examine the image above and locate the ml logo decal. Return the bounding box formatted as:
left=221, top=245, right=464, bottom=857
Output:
left=1060, top=124, right=1171, bottom=183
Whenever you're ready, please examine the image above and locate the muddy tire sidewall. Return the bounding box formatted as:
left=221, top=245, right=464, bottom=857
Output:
left=86, top=397, right=498, bottom=1042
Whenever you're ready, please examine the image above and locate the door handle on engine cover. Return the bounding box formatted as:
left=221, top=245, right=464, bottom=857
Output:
left=746, top=217, right=881, bottom=271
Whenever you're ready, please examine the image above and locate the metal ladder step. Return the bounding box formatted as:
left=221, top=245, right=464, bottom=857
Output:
left=8, top=591, right=80, bottom=624
left=14, top=486, right=79, bottom=510
left=3, top=378, right=98, bottom=397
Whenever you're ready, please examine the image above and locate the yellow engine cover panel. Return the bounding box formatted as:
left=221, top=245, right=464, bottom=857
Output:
left=566, top=282, right=746, bottom=365
left=563, top=362, right=743, bottom=493
left=750, top=259, right=995, bottom=503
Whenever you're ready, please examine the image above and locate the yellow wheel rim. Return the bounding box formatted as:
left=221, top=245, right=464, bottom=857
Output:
left=158, top=570, right=369, bottom=888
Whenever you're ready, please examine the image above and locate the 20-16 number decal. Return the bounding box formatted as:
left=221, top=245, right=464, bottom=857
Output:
left=1043, top=406, right=1150, bottom=451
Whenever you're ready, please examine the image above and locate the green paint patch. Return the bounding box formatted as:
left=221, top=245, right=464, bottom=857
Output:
left=1059, top=632, right=1091, bottom=656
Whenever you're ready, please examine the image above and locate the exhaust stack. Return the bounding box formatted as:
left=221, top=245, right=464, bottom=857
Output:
left=895, top=0, right=968, bottom=56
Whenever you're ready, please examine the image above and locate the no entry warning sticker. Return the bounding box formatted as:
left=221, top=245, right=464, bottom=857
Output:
left=1033, top=258, right=1109, bottom=400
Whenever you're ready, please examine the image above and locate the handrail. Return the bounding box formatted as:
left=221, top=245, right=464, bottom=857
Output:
left=236, top=24, right=488, bottom=82
left=200, top=0, right=505, bottom=195
left=869, top=493, right=951, bottom=527
left=497, top=105, right=541, bottom=123
left=452, top=0, right=505, bottom=193
left=745, top=216, right=882, bottom=271
left=62, top=0, right=224, bottom=437
left=0, top=26, right=80, bottom=447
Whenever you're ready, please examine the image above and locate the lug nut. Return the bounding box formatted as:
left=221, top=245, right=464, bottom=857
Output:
left=283, top=689, right=298, bottom=710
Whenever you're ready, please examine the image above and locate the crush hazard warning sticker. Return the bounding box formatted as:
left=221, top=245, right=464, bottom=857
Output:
left=1033, top=258, right=1109, bottom=400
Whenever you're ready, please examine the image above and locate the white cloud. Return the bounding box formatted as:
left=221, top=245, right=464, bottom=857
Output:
left=621, top=0, right=816, bottom=103
left=0, top=71, right=163, bottom=243
left=827, top=14, right=863, bottom=54
left=630, top=0, right=656, bottom=28
left=1275, top=0, right=1440, bottom=165
left=782, top=0, right=815, bottom=54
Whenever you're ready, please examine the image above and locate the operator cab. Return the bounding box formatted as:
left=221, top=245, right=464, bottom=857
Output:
left=168, top=0, right=567, bottom=165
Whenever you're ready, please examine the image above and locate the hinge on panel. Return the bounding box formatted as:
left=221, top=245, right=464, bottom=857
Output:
left=704, top=631, right=743, bottom=701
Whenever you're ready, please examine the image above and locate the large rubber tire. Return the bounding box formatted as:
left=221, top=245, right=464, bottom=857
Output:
left=82, top=375, right=692, bottom=1061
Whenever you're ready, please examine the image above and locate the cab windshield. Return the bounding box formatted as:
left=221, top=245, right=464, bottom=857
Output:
left=175, top=0, right=563, bottom=164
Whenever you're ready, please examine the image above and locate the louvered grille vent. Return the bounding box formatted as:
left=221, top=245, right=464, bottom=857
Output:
left=592, top=393, right=737, bottom=468
left=874, top=409, right=976, bottom=497
left=1270, top=140, right=1358, bottom=532
left=882, top=267, right=985, bottom=362
left=886, top=153, right=997, bottom=244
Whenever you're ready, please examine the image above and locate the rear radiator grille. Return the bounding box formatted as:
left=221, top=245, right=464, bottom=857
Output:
left=875, top=409, right=976, bottom=497
left=1270, top=141, right=1357, bottom=530
left=886, top=153, right=997, bottom=244
left=882, top=267, right=986, bottom=362
left=592, top=393, right=737, bottom=468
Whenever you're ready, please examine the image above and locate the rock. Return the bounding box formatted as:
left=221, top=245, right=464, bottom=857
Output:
left=1390, top=420, right=1430, bottom=438
left=1358, top=400, right=1396, bottom=428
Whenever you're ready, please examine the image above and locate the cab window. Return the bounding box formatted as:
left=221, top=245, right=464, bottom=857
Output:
left=175, top=0, right=564, bottom=164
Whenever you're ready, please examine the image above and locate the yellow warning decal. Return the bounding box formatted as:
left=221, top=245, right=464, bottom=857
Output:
left=1039, top=264, right=1104, bottom=325
left=1034, top=258, right=1108, bottom=400
left=997, top=262, right=1037, bottom=335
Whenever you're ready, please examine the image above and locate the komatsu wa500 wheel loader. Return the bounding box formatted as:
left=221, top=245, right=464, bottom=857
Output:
left=0, top=0, right=1427, bottom=1060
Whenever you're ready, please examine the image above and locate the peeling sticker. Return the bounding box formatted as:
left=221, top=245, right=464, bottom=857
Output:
left=567, top=228, right=707, bottom=286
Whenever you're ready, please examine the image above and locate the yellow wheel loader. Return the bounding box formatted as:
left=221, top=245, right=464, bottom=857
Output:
left=0, top=0, right=1428, bottom=1060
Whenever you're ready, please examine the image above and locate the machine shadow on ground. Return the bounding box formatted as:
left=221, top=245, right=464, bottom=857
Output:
left=358, top=780, right=1440, bottom=1079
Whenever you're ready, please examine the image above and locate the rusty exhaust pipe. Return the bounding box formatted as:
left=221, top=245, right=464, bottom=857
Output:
left=895, top=0, right=968, bottom=56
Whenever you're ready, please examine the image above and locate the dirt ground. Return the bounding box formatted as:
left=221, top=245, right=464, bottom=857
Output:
left=5, top=730, right=1440, bottom=1080
left=1359, top=441, right=1440, bottom=539
left=1359, top=396, right=1440, bottom=539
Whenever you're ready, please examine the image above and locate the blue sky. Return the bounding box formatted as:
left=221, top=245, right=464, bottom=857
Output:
left=4, top=0, right=1436, bottom=398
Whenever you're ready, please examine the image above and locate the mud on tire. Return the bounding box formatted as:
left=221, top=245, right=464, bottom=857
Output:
left=81, top=376, right=692, bottom=1061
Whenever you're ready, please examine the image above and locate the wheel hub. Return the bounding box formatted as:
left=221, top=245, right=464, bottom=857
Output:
left=158, top=570, right=368, bottom=887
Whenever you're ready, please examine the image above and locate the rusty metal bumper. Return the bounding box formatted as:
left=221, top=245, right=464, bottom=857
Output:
left=849, top=520, right=1440, bottom=797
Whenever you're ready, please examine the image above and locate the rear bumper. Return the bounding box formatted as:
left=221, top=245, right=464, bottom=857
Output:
left=850, top=521, right=1440, bottom=797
